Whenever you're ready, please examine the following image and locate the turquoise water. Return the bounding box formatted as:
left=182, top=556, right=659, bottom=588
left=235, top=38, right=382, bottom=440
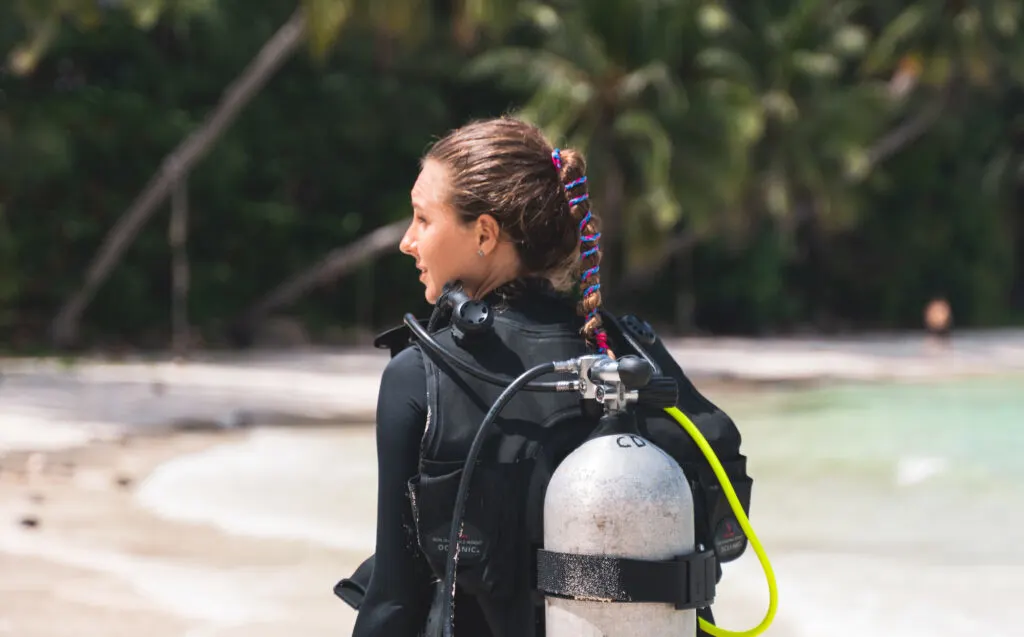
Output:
left=726, top=375, right=1024, bottom=486
left=709, top=375, right=1024, bottom=637
left=716, top=376, right=1024, bottom=560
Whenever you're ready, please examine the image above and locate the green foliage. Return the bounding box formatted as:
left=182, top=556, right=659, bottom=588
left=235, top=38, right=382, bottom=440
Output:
left=5, top=0, right=218, bottom=75
left=1, top=0, right=1021, bottom=348
left=468, top=0, right=698, bottom=275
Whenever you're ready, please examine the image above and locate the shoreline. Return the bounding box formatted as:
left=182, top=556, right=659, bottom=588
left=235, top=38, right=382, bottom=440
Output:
left=0, top=426, right=370, bottom=637
left=2, top=331, right=1021, bottom=447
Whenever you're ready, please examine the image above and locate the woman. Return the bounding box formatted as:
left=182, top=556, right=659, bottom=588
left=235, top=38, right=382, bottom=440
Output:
left=347, top=117, right=750, bottom=637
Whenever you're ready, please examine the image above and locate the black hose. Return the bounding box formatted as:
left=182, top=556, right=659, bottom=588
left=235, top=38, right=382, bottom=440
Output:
left=403, top=313, right=573, bottom=392
left=437, top=361, right=558, bottom=637
left=427, top=304, right=448, bottom=333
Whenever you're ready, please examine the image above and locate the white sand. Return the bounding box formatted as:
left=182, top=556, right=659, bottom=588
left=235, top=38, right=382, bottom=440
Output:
left=0, top=430, right=367, bottom=637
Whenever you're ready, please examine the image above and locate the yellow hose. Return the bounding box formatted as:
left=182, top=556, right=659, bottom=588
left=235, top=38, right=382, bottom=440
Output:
left=663, top=406, right=778, bottom=637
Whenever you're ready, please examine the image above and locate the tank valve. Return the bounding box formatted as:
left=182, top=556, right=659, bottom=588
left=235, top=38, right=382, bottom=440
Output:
left=570, top=355, right=677, bottom=413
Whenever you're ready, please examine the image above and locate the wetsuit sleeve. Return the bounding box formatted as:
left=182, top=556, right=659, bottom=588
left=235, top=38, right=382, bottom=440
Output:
left=352, top=346, right=434, bottom=637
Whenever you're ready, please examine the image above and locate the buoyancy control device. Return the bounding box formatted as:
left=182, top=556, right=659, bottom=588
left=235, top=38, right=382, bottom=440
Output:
left=336, top=283, right=778, bottom=637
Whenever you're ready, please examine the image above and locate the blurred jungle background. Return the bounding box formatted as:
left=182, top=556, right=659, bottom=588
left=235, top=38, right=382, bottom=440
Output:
left=3, top=0, right=1023, bottom=352
left=2, top=3, right=1024, bottom=637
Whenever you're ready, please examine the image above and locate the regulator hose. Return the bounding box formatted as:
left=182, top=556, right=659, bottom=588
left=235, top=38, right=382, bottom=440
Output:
left=404, top=313, right=574, bottom=392
left=664, top=406, right=778, bottom=637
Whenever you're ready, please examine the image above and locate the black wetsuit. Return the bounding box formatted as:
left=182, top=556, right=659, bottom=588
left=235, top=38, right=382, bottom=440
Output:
left=351, top=343, right=434, bottom=636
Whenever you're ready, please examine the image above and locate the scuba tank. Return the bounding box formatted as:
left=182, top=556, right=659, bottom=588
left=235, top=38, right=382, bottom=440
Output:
left=538, top=357, right=713, bottom=637
left=544, top=433, right=696, bottom=635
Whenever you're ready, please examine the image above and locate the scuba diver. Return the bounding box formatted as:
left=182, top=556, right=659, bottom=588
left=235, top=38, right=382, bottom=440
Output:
left=336, top=117, right=766, bottom=637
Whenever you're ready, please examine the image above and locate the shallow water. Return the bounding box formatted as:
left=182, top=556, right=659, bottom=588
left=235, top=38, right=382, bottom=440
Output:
left=135, top=428, right=379, bottom=554
left=716, top=374, right=1024, bottom=637
left=134, top=374, right=1024, bottom=636
left=725, top=375, right=1024, bottom=557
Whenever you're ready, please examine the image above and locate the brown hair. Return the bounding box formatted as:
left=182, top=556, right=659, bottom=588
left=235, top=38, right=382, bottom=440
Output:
left=425, top=116, right=608, bottom=351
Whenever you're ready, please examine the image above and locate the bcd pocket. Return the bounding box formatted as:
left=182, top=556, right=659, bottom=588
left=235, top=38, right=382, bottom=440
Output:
left=407, top=461, right=528, bottom=598
left=697, top=459, right=752, bottom=563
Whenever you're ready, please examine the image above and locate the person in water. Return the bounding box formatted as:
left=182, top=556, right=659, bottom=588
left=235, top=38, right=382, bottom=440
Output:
left=343, top=116, right=752, bottom=637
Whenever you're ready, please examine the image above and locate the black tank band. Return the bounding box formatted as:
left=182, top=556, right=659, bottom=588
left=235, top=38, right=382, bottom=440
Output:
left=535, top=548, right=717, bottom=610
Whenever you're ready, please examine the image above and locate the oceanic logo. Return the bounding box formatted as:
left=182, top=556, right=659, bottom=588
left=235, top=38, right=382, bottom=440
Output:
left=427, top=523, right=488, bottom=562
left=714, top=516, right=747, bottom=561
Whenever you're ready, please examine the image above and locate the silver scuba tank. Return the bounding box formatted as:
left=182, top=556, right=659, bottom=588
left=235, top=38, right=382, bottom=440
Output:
left=540, top=356, right=699, bottom=636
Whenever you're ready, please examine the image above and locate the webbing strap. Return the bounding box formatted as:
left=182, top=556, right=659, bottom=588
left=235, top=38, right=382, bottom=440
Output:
left=536, top=548, right=717, bottom=610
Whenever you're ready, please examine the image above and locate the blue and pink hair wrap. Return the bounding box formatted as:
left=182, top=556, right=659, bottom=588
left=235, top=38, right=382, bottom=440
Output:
left=552, top=148, right=608, bottom=353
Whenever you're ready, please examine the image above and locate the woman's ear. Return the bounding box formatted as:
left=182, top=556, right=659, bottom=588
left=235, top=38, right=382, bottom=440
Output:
left=475, top=214, right=501, bottom=256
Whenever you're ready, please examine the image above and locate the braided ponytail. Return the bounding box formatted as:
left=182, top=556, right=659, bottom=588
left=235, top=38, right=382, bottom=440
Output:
left=551, top=148, right=613, bottom=357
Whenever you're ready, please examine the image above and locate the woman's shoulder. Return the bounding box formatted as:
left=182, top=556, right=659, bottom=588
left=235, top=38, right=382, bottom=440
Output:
left=381, top=342, right=425, bottom=384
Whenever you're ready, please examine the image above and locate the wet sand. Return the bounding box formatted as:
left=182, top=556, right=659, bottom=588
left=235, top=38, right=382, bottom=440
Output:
left=0, top=430, right=364, bottom=637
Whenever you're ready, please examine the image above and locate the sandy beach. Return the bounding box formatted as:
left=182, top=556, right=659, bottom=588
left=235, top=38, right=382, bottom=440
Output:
left=0, top=427, right=372, bottom=637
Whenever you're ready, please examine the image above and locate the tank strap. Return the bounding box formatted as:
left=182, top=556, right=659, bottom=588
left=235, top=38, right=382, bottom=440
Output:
left=535, top=548, right=717, bottom=610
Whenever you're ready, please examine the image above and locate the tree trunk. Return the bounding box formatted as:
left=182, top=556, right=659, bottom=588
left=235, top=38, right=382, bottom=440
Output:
left=357, top=259, right=375, bottom=329
left=857, top=84, right=955, bottom=179
left=862, top=101, right=946, bottom=172
left=234, top=219, right=408, bottom=332
left=49, top=8, right=309, bottom=348
left=169, top=177, right=190, bottom=356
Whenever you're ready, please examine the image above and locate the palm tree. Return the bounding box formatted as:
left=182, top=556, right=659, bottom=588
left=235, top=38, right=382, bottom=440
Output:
left=608, top=0, right=901, bottom=323
left=467, top=0, right=699, bottom=284
left=854, top=1, right=1024, bottom=171
left=685, top=2, right=893, bottom=237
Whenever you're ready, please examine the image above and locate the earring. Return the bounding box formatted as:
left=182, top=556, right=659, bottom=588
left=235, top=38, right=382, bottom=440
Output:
left=477, top=249, right=485, bottom=257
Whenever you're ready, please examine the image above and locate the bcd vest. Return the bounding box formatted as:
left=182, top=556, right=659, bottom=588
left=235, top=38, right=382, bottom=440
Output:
left=338, top=301, right=753, bottom=637
left=413, top=298, right=593, bottom=637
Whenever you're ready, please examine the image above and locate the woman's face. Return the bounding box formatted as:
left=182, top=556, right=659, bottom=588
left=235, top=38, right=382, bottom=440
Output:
left=400, top=160, right=484, bottom=303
